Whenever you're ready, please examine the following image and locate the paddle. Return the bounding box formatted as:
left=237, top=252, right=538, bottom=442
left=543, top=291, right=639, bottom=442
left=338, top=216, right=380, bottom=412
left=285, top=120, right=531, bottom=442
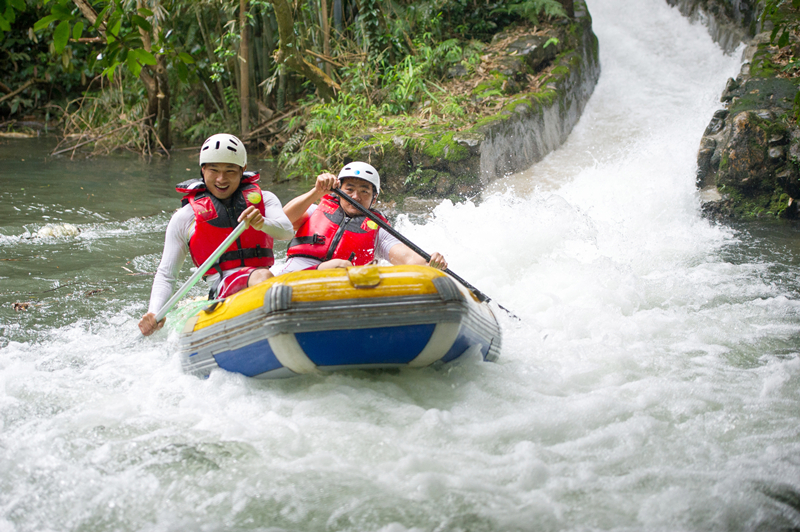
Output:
left=333, top=188, right=519, bottom=320
left=152, top=220, right=248, bottom=324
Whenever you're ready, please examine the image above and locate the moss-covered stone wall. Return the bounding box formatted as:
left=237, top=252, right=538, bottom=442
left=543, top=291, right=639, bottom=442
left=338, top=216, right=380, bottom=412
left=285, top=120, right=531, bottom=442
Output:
left=681, top=0, right=800, bottom=220
left=665, top=0, right=760, bottom=52
left=348, top=0, right=600, bottom=203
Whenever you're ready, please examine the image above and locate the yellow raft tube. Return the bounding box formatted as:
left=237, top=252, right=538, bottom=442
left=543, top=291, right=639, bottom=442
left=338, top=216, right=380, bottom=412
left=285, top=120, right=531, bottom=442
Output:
left=178, top=264, right=502, bottom=379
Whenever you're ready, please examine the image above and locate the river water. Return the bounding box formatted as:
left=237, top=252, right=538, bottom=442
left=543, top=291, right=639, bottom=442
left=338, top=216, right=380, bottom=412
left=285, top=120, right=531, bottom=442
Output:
left=2, top=0, right=800, bottom=530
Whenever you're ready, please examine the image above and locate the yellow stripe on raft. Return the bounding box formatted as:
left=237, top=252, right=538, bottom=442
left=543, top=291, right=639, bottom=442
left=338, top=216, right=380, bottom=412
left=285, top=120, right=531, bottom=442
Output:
left=192, top=265, right=447, bottom=331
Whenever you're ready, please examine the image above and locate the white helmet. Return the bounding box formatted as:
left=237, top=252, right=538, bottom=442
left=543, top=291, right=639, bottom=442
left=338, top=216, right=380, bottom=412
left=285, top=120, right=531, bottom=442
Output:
left=199, top=133, right=247, bottom=168
left=338, top=162, right=380, bottom=195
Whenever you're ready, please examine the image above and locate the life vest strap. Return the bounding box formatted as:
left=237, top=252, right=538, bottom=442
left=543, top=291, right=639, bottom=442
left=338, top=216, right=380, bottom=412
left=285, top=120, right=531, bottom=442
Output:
left=289, top=234, right=326, bottom=247
left=218, top=246, right=274, bottom=265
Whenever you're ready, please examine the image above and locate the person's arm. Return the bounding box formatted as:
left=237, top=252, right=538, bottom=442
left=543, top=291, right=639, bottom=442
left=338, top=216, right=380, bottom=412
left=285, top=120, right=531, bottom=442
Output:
left=282, top=173, right=339, bottom=229
left=387, top=243, right=447, bottom=269
left=139, top=208, right=192, bottom=335
left=379, top=229, right=448, bottom=270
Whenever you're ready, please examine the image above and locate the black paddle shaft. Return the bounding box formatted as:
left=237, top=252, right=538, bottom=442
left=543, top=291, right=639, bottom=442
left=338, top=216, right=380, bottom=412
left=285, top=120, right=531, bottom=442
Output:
left=332, top=188, right=519, bottom=320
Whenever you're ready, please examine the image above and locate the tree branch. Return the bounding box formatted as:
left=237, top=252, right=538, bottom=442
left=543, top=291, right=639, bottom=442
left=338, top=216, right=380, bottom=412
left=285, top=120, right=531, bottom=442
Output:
left=72, top=0, right=106, bottom=34
left=50, top=114, right=154, bottom=156
left=0, top=79, right=40, bottom=104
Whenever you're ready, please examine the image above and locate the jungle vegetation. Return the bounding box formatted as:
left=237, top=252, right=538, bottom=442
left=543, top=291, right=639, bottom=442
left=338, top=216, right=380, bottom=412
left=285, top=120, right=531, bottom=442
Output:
left=0, top=0, right=575, bottom=177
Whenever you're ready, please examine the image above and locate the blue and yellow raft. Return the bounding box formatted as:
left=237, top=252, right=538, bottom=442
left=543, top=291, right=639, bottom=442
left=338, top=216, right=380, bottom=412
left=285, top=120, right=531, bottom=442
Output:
left=178, top=264, right=502, bottom=378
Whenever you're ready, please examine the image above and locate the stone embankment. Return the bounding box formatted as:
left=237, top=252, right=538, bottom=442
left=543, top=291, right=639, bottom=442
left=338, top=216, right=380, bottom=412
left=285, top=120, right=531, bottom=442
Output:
left=666, top=0, right=758, bottom=53
left=675, top=0, right=800, bottom=219
left=352, top=1, right=600, bottom=201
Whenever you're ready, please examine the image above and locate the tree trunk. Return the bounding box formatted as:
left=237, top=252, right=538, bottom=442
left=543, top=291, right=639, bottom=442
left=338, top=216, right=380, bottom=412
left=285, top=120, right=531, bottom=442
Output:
left=136, top=0, right=171, bottom=150
left=333, top=0, right=342, bottom=35
left=196, top=7, right=230, bottom=121
left=138, top=64, right=171, bottom=152
left=320, top=0, right=331, bottom=77
left=240, top=0, right=250, bottom=138
left=139, top=66, right=170, bottom=150
left=155, top=54, right=171, bottom=149
left=277, top=65, right=285, bottom=111
left=269, top=0, right=340, bottom=102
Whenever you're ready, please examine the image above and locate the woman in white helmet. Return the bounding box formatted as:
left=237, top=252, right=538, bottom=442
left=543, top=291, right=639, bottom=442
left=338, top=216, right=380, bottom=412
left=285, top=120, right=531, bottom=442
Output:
left=138, top=133, right=294, bottom=336
left=275, top=161, right=447, bottom=275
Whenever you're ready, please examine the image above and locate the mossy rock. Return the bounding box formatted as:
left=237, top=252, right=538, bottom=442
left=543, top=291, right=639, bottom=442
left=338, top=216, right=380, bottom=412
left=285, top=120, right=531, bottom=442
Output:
left=403, top=168, right=439, bottom=195
left=729, top=77, right=799, bottom=115
left=352, top=130, right=484, bottom=199
left=350, top=137, right=410, bottom=197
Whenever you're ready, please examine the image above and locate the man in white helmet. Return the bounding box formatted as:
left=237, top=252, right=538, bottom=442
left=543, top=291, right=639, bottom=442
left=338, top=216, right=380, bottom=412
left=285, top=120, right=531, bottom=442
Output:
left=138, top=133, right=294, bottom=336
left=275, top=162, right=447, bottom=274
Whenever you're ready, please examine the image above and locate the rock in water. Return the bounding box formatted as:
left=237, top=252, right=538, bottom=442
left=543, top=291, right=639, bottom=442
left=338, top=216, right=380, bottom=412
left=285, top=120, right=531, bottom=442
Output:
left=36, top=223, right=81, bottom=238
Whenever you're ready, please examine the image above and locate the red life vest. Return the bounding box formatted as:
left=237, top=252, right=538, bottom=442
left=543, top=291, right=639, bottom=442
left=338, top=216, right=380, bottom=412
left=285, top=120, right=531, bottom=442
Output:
left=176, top=172, right=274, bottom=275
left=286, top=194, right=389, bottom=265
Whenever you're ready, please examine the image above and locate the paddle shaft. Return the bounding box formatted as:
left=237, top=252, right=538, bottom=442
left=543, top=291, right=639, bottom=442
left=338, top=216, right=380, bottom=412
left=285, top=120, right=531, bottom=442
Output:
left=153, top=220, right=248, bottom=323
left=333, top=188, right=519, bottom=319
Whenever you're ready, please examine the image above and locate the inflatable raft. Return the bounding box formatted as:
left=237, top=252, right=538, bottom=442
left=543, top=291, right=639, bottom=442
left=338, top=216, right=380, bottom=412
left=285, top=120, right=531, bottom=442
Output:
left=178, top=264, right=502, bottom=378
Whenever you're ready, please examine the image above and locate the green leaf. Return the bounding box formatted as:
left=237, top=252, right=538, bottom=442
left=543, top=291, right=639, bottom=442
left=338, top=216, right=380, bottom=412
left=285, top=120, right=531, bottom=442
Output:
left=778, top=30, right=790, bottom=48
left=105, top=11, right=121, bottom=42
left=136, top=48, right=157, bottom=65
left=51, top=4, right=73, bottom=19
left=178, top=52, right=195, bottom=64
left=110, top=15, right=122, bottom=38
left=34, top=14, right=60, bottom=31
left=137, top=7, right=154, bottom=17
left=93, top=5, right=110, bottom=30
left=53, top=19, right=70, bottom=54
left=127, top=53, right=142, bottom=78
left=102, top=62, right=117, bottom=81
left=0, top=1, right=6, bottom=15
left=176, top=60, right=189, bottom=83
left=131, top=14, right=151, bottom=32
left=104, top=46, right=119, bottom=65
left=0, top=14, right=9, bottom=33
left=72, top=20, right=83, bottom=41
left=11, top=0, right=24, bottom=9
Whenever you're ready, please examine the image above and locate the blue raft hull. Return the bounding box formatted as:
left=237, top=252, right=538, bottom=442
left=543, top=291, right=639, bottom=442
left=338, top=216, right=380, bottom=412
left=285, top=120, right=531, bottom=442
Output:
left=178, top=266, right=502, bottom=379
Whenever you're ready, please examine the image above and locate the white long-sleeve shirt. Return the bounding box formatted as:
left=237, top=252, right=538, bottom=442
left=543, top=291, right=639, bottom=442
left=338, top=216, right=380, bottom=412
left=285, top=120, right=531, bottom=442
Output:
left=147, top=190, right=294, bottom=314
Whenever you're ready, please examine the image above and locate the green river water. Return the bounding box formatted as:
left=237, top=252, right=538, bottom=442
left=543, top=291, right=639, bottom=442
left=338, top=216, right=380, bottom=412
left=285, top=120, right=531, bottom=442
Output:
left=0, top=137, right=305, bottom=343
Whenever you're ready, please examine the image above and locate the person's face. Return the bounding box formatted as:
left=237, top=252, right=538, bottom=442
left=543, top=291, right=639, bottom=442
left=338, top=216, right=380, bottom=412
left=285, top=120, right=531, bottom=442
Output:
left=340, top=177, right=376, bottom=216
left=201, top=163, right=243, bottom=200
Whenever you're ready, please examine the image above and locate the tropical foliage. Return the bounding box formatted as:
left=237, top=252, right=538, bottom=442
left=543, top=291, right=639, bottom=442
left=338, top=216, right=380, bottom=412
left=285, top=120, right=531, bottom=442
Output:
left=762, top=0, right=800, bottom=47
left=1, top=0, right=574, bottom=173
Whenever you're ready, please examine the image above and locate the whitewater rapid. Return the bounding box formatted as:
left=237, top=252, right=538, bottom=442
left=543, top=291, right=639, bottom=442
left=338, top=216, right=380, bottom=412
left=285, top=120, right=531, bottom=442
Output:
left=2, top=0, right=800, bottom=531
